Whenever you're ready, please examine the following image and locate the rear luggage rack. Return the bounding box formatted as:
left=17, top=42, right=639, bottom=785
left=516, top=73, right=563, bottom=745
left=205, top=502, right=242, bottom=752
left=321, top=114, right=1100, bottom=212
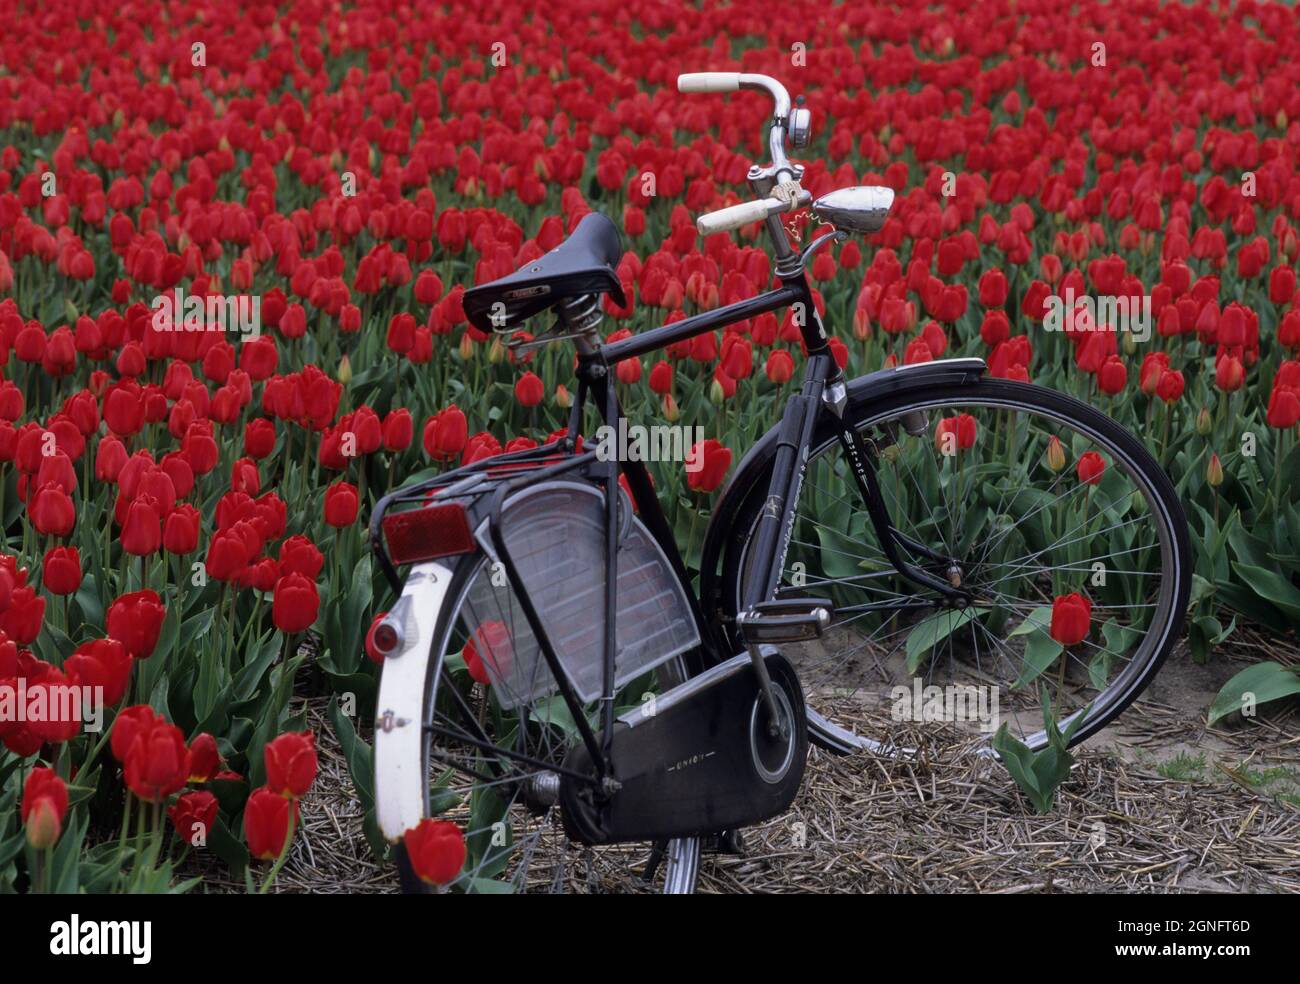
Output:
left=370, top=438, right=600, bottom=592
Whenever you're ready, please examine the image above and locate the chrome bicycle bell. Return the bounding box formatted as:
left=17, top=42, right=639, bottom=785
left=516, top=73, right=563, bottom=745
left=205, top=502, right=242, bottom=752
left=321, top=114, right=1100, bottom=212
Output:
left=788, top=95, right=812, bottom=148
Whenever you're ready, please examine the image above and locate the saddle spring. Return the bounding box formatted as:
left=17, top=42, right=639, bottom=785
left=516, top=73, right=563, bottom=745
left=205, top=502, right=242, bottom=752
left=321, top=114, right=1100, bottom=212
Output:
left=504, top=293, right=605, bottom=353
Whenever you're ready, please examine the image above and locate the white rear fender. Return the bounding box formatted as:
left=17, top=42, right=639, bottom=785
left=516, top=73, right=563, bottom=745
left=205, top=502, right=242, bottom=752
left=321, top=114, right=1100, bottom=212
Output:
left=373, top=561, right=457, bottom=842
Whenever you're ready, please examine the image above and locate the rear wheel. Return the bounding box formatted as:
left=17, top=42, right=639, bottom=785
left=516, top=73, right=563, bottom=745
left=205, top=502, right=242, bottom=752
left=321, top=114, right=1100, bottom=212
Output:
left=721, top=378, right=1191, bottom=753
left=395, top=551, right=700, bottom=893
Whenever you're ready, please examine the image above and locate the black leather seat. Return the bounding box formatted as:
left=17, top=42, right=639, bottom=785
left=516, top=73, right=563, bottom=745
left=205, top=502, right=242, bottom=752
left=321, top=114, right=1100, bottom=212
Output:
left=464, top=212, right=626, bottom=333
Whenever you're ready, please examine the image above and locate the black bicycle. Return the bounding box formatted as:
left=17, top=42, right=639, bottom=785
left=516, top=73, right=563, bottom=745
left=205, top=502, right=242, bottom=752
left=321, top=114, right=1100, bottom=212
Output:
left=367, top=73, right=1191, bottom=893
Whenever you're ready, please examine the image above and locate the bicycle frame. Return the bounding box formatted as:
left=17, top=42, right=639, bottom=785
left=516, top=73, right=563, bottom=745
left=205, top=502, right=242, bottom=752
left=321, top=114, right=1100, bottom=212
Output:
left=372, top=253, right=981, bottom=792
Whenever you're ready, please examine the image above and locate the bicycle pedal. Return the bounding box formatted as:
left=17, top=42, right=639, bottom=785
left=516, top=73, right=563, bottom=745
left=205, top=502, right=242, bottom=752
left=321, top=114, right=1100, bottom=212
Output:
left=736, top=597, right=833, bottom=644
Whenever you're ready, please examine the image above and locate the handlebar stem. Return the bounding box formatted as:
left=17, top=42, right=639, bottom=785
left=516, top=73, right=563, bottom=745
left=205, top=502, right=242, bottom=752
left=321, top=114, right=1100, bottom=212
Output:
left=735, top=74, right=796, bottom=182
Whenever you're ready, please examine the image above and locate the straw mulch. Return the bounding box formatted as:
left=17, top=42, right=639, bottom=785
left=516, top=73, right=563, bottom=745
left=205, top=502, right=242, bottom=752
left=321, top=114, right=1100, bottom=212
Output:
left=238, top=678, right=1296, bottom=894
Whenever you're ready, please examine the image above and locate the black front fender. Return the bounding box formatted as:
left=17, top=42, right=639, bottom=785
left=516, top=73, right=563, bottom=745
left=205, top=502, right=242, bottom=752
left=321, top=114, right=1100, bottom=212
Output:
left=697, top=357, right=987, bottom=628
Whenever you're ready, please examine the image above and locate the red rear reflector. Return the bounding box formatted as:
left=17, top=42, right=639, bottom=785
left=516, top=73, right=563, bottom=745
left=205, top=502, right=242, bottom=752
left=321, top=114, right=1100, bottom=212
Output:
left=382, top=503, right=475, bottom=564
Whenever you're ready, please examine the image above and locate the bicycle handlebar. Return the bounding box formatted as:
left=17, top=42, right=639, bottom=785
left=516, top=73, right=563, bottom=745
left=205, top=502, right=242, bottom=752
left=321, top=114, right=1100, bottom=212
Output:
left=678, top=72, right=802, bottom=238
left=696, top=197, right=785, bottom=235
left=695, top=188, right=813, bottom=236
left=677, top=72, right=740, bottom=93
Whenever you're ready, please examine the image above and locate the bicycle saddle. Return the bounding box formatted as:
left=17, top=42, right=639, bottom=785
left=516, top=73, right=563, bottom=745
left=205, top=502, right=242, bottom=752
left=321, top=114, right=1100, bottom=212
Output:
left=463, top=211, right=627, bottom=333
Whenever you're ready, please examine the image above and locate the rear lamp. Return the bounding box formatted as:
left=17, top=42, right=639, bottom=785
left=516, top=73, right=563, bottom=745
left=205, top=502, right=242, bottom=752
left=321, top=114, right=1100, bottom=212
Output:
left=371, top=619, right=403, bottom=656
left=381, top=501, right=476, bottom=565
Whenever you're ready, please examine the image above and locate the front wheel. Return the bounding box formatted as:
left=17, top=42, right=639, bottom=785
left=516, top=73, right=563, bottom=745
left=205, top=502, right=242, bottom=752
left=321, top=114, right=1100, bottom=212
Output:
left=720, top=378, right=1191, bottom=754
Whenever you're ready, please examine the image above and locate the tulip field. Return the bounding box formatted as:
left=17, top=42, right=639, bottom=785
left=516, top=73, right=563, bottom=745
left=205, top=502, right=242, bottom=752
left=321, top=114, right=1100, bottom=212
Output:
left=0, top=0, right=1298, bottom=895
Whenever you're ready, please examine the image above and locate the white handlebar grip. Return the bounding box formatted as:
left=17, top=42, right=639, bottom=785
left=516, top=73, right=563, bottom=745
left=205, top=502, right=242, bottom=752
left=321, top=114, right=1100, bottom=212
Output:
left=677, top=72, right=741, bottom=93
left=696, top=198, right=780, bottom=236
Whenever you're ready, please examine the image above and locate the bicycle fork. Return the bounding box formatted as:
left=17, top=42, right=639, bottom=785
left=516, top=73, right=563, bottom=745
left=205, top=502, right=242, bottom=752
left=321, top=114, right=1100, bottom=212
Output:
left=823, top=380, right=973, bottom=604
left=739, top=360, right=973, bottom=731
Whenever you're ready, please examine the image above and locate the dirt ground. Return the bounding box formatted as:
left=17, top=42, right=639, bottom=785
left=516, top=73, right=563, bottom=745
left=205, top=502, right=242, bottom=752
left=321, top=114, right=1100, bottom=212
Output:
left=192, top=625, right=1298, bottom=894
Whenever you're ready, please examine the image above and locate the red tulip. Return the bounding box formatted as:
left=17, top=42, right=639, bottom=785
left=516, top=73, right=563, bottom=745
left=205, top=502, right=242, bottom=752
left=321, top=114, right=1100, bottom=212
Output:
left=686, top=440, right=732, bottom=493
left=1214, top=355, right=1245, bottom=392
left=24, top=669, right=82, bottom=743
left=188, top=732, right=221, bottom=782
left=169, top=790, right=218, bottom=845
left=1269, top=266, right=1297, bottom=306
left=382, top=409, right=413, bottom=451
left=403, top=818, right=466, bottom=885
left=765, top=349, right=794, bottom=385
left=41, top=546, right=82, bottom=595
left=324, top=481, right=359, bottom=527
left=29, top=482, right=76, bottom=537
left=244, top=418, right=277, bottom=459
left=107, top=590, right=166, bottom=658
left=1155, top=369, right=1185, bottom=404
left=1139, top=352, right=1169, bottom=395
left=124, top=718, right=191, bottom=803
left=22, top=767, right=68, bottom=850
left=244, top=786, right=298, bottom=860
left=1050, top=593, right=1092, bottom=647
left=272, top=573, right=319, bottom=634
left=514, top=371, right=544, bottom=407
left=1076, top=451, right=1106, bottom=485
left=64, top=638, right=133, bottom=707
left=279, top=535, right=324, bottom=579
left=103, top=384, right=144, bottom=436
left=1097, top=356, right=1127, bottom=395
left=95, top=435, right=129, bottom=482
left=978, top=269, right=1009, bottom=308
left=111, top=704, right=158, bottom=763
left=935, top=414, right=977, bottom=453
left=386, top=313, right=417, bottom=355
left=1267, top=388, right=1300, bottom=428
left=423, top=405, right=468, bottom=461
left=120, top=495, right=161, bottom=555
left=0, top=587, right=45, bottom=644
left=230, top=457, right=261, bottom=496
left=163, top=503, right=201, bottom=555
left=414, top=270, right=444, bottom=305
left=264, top=731, right=318, bottom=798
left=462, top=620, right=512, bottom=685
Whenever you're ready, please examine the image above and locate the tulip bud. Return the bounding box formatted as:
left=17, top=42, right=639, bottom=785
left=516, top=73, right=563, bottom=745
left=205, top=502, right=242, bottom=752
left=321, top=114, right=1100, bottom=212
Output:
left=1121, top=330, right=1137, bottom=355
left=488, top=337, right=505, bottom=364
left=22, top=768, right=68, bottom=851
left=25, top=798, right=62, bottom=850
left=853, top=307, right=871, bottom=341
left=1207, top=452, right=1223, bottom=487
left=336, top=354, right=352, bottom=385
left=709, top=379, right=726, bottom=405
left=662, top=393, right=680, bottom=422
left=1195, top=406, right=1212, bottom=436
left=1277, top=110, right=1288, bottom=130
left=1045, top=435, right=1066, bottom=472
left=458, top=332, right=474, bottom=360
left=554, top=384, right=572, bottom=409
